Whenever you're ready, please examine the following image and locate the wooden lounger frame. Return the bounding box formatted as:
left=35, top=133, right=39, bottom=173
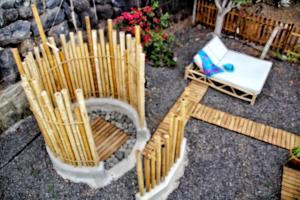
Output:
left=184, top=63, right=257, bottom=105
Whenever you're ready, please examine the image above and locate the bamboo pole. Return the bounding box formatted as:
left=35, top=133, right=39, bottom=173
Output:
left=155, top=135, right=161, bottom=184
left=171, top=115, right=179, bottom=163
left=169, top=113, right=175, bottom=167
left=41, top=91, right=74, bottom=162
left=59, top=51, right=74, bottom=98
left=137, top=50, right=145, bottom=128
left=60, top=34, right=77, bottom=93
left=77, top=31, right=90, bottom=97
left=135, top=25, right=141, bottom=46
left=11, top=48, right=25, bottom=75
left=161, top=143, right=166, bottom=178
left=107, top=19, right=117, bottom=97
left=21, top=75, right=58, bottom=154
left=92, top=30, right=103, bottom=97
left=119, top=31, right=126, bottom=100
left=144, top=154, right=151, bottom=192
left=106, top=43, right=114, bottom=97
left=55, top=91, right=82, bottom=164
left=74, top=106, right=93, bottom=165
left=136, top=150, right=145, bottom=196
left=83, top=43, right=96, bottom=96
left=70, top=32, right=83, bottom=91
left=125, top=34, right=132, bottom=104
left=85, top=16, right=98, bottom=93
left=97, top=41, right=106, bottom=96
left=75, top=89, right=99, bottom=163
left=48, top=37, right=68, bottom=90
left=112, top=30, right=120, bottom=98
left=61, top=89, right=88, bottom=163
left=163, top=134, right=170, bottom=175
left=150, top=150, right=156, bottom=188
left=175, top=116, right=183, bottom=161
left=99, top=29, right=110, bottom=96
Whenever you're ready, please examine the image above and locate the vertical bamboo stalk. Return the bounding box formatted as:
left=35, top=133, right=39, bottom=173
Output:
left=112, top=30, right=120, bottom=98
left=163, top=135, right=170, bottom=175
left=55, top=91, right=82, bottom=164
left=169, top=114, right=175, bottom=167
left=41, top=90, right=74, bottom=161
left=119, top=31, right=126, bottom=100
left=137, top=50, right=145, bottom=128
left=144, top=154, right=151, bottom=192
left=70, top=32, right=83, bottom=91
left=48, top=37, right=68, bottom=90
left=61, top=89, right=88, bottom=163
left=21, top=75, right=58, bottom=154
left=125, top=34, right=132, bottom=103
left=92, top=30, right=103, bottom=97
left=108, top=19, right=117, bottom=97
left=99, top=29, right=110, bottom=96
left=171, top=115, right=179, bottom=163
left=135, top=25, right=141, bottom=46
left=136, top=150, right=145, bottom=196
left=155, top=135, right=161, bottom=184
left=77, top=31, right=90, bottom=97
left=96, top=41, right=106, bottom=96
left=83, top=43, right=96, bottom=96
left=11, top=48, right=25, bottom=75
left=75, top=89, right=99, bottom=163
left=60, top=34, right=77, bottom=93
left=161, top=142, right=166, bottom=178
left=59, top=51, right=75, bottom=98
left=106, top=43, right=114, bottom=96
left=85, top=16, right=98, bottom=93
left=74, top=106, right=93, bottom=165
left=150, top=150, right=156, bottom=188
left=175, top=116, right=183, bottom=161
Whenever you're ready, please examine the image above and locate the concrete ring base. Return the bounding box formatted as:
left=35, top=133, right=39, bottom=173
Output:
left=135, top=138, right=188, bottom=200
left=47, top=98, right=150, bottom=188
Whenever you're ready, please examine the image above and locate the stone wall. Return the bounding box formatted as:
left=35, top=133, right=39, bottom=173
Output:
left=0, top=0, right=135, bottom=88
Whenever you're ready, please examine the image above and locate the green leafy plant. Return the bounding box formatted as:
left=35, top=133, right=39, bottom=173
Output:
left=292, top=146, right=300, bottom=158
left=113, top=1, right=176, bottom=67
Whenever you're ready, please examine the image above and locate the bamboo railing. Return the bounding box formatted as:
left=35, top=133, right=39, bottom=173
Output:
left=195, top=0, right=300, bottom=54
left=136, top=98, right=187, bottom=196
left=11, top=5, right=145, bottom=166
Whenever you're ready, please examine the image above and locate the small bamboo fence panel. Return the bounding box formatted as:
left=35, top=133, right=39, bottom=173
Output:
left=11, top=5, right=145, bottom=167
left=195, top=0, right=299, bottom=53
left=136, top=98, right=187, bottom=196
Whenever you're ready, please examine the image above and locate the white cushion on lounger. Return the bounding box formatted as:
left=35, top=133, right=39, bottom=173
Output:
left=202, top=46, right=220, bottom=65
left=214, top=50, right=272, bottom=95
left=206, top=36, right=228, bottom=61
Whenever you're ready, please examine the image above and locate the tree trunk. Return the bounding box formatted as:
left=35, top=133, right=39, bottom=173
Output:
left=214, top=13, right=225, bottom=36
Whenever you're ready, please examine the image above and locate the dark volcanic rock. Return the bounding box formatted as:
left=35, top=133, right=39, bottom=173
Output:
left=96, top=4, right=113, bottom=19
left=0, top=0, right=16, bottom=9
left=32, top=6, right=65, bottom=36
left=19, top=38, right=35, bottom=57
left=73, top=0, right=90, bottom=12
left=18, top=5, right=33, bottom=19
left=48, top=21, right=69, bottom=44
left=46, top=0, right=61, bottom=9
left=0, top=48, right=18, bottom=84
left=0, top=20, right=31, bottom=45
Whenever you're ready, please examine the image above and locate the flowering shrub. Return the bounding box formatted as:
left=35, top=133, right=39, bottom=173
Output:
left=114, top=1, right=176, bottom=67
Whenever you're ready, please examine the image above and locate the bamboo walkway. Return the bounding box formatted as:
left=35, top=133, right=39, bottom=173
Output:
left=191, top=104, right=300, bottom=150
left=281, top=166, right=300, bottom=200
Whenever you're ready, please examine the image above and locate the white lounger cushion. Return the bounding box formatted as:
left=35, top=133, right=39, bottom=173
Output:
left=205, top=36, right=228, bottom=61
left=214, top=50, right=272, bottom=95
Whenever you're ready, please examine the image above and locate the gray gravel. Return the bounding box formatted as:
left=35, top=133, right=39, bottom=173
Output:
left=0, top=26, right=299, bottom=199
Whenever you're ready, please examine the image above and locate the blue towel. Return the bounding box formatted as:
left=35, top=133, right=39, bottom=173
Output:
left=197, top=50, right=223, bottom=78
left=222, top=63, right=234, bottom=72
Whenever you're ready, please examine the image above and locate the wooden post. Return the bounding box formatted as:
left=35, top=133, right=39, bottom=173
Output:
left=163, top=135, right=170, bottom=175
left=136, top=150, right=145, bottom=196
left=144, top=154, right=151, bottom=192
left=99, top=29, right=110, bottom=96
left=137, top=50, right=145, bottom=128
left=150, top=150, right=156, bottom=188
left=119, top=31, right=126, bottom=100
left=155, top=135, right=161, bottom=184
left=11, top=48, right=25, bottom=75
left=169, top=113, right=175, bottom=167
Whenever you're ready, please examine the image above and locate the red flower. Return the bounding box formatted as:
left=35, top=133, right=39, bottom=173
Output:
left=153, top=17, right=160, bottom=24
left=162, top=33, right=168, bottom=40
left=143, top=6, right=152, bottom=14
left=122, top=12, right=133, bottom=21
left=143, top=34, right=152, bottom=45
left=132, top=10, right=142, bottom=19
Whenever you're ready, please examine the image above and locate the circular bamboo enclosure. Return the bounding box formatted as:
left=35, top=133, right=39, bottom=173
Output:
left=11, top=5, right=146, bottom=167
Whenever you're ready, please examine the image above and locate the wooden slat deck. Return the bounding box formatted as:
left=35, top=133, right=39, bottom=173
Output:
left=281, top=167, right=300, bottom=200
left=191, top=104, right=300, bottom=150
left=91, top=117, right=128, bottom=161
left=144, top=80, right=208, bottom=152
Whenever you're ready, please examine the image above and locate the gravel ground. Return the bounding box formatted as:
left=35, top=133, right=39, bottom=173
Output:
left=0, top=25, right=299, bottom=200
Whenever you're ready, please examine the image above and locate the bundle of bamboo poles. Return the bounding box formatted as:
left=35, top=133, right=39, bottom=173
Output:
left=136, top=98, right=188, bottom=196
left=11, top=4, right=146, bottom=166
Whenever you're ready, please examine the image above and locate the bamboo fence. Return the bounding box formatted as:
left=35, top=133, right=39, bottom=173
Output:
left=136, top=98, right=187, bottom=196
left=195, top=0, right=300, bottom=54
left=11, top=5, right=146, bottom=166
